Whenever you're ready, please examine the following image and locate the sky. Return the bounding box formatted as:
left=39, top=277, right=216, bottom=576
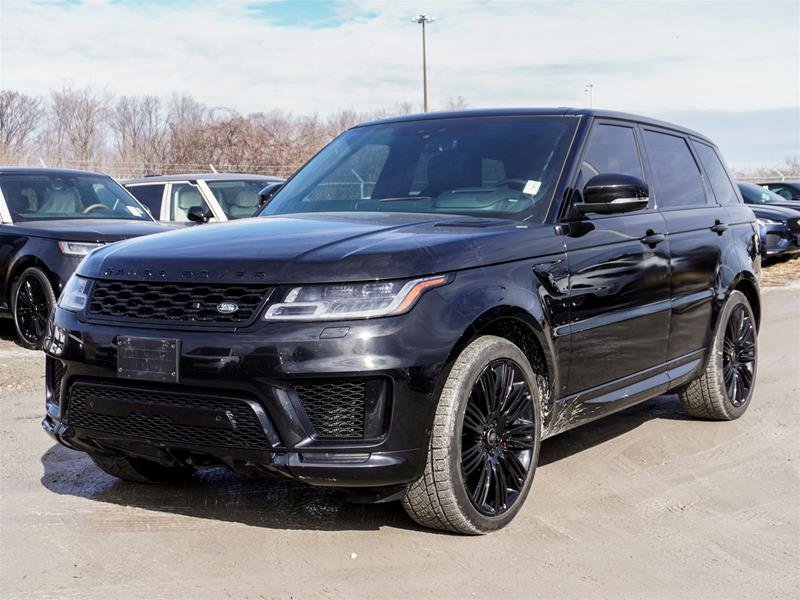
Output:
left=1, top=0, right=798, bottom=168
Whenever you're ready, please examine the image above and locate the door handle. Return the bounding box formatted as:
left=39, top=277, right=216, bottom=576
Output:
left=640, top=231, right=666, bottom=246
left=711, top=220, right=729, bottom=234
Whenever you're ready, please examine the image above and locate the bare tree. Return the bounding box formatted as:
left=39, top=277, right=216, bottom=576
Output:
left=0, top=90, right=43, bottom=161
left=42, top=86, right=110, bottom=164
left=444, top=95, right=469, bottom=110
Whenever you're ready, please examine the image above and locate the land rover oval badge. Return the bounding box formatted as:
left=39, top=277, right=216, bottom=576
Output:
left=216, top=302, right=239, bottom=314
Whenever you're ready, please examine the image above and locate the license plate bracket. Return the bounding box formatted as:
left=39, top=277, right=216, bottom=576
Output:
left=117, top=336, right=179, bottom=383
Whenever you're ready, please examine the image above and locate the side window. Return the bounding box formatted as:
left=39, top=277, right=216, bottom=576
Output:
left=642, top=130, right=707, bottom=209
left=581, top=124, right=644, bottom=181
left=692, top=142, right=739, bottom=206
left=126, top=184, right=165, bottom=217
left=170, top=183, right=209, bottom=222
left=767, top=185, right=793, bottom=201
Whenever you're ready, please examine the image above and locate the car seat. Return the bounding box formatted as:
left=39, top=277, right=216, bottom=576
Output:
left=422, top=151, right=481, bottom=197
left=227, top=189, right=256, bottom=218
left=39, top=186, right=82, bottom=215
left=174, top=188, right=205, bottom=221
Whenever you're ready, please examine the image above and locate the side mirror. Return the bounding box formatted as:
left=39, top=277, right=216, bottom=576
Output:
left=575, top=173, right=649, bottom=215
left=258, top=182, right=283, bottom=207
left=186, top=205, right=211, bottom=223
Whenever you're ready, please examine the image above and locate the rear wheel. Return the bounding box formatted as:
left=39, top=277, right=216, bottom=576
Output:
left=402, top=336, right=541, bottom=534
left=89, top=452, right=195, bottom=484
left=11, top=267, right=55, bottom=350
left=679, top=290, right=757, bottom=420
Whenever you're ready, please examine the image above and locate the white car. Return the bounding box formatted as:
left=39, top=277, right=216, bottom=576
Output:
left=121, top=173, right=283, bottom=223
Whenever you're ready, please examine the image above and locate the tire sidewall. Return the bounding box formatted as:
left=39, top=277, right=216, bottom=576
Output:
left=11, top=267, right=56, bottom=350
left=446, top=337, right=543, bottom=533
left=711, top=290, right=757, bottom=419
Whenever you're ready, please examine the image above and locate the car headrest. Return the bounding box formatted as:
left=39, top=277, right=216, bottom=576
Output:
left=178, top=189, right=203, bottom=210
left=233, top=189, right=254, bottom=208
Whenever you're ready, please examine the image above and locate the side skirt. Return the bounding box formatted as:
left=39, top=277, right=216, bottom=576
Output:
left=544, top=349, right=705, bottom=439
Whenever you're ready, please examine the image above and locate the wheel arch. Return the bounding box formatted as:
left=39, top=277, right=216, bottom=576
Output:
left=441, top=305, right=559, bottom=431
left=7, top=256, right=61, bottom=304
left=730, top=273, right=760, bottom=331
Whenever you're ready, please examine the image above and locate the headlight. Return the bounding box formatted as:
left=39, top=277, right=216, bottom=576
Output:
left=58, top=241, right=104, bottom=256
left=57, top=275, right=91, bottom=312
left=263, top=275, right=449, bottom=321
left=756, top=218, right=782, bottom=227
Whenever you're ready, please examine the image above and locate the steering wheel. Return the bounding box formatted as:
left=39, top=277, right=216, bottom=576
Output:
left=496, top=178, right=530, bottom=192
left=82, top=203, right=109, bottom=214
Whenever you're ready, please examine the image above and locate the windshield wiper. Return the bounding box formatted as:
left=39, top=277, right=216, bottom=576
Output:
left=378, top=195, right=431, bottom=202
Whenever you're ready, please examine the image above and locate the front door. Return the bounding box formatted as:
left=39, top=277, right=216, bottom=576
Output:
left=562, top=122, right=671, bottom=398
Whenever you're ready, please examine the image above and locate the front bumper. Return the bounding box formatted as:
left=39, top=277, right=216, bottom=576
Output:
left=759, top=223, right=800, bottom=256
left=42, top=295, right=461, bottom=488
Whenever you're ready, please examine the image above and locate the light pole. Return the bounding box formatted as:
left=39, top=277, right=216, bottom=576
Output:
left=584, top=83, right=594, bottom=108
left=411, top=14, right=434, bottom=112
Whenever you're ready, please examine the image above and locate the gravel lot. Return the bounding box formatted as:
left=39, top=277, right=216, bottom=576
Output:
left=0, top=277, right=798, bottom=599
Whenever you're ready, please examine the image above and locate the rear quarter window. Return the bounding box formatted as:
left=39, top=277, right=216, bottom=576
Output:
left=692, top=141, right=740, bottom=206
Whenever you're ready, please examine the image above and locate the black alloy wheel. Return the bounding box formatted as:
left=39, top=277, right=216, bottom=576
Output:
left=460, top=359, right=535, bottom=516
left=12, top=268, right=55, bottom=350
left=722, top=304, right=756, bottom=407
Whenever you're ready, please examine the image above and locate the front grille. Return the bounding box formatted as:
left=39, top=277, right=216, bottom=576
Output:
left=87, top=280, right=272, bottom=325
left=296, top=380, right=366, bottom=439
left=66, top=381, right=273, bottom=450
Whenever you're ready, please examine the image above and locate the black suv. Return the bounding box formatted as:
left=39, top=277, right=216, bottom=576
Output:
left=43, top=109, right=760, bottom=534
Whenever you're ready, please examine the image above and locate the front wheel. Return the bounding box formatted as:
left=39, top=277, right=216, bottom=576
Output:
left=11, top=267, right=56, bottom=350
left=402, top=336, right=542, bottom=534
left=679, top=290, right=758, bottom=420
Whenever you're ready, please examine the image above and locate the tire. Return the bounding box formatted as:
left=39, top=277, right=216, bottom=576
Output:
left=679, top=290, right=757, bottom=420
left=11, top=267, right=56, bottom=350
left=402, top=335, right=542, bottom=535
left=89, top=452, right=195, bottom=484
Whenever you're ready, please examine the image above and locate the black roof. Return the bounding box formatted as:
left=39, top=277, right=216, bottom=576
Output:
left=0, top=166, right=109, bottom=177
left=353, top=107, right=713, bottom=144
left=122, top=173, right=284, bottom=185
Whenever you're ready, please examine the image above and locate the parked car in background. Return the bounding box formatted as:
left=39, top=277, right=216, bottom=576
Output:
left=759, top=181, right=800, bottom=202
left=43, top=108, right=760, bottom=534
left=737, top=181, right=800, bottom=258
left=122, top=173, right=284, bottom=223
left=0, top=167, right=173, bottom=349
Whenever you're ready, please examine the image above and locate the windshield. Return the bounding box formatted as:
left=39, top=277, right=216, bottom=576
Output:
left=738, top=182, right=788, bottom=205
left=261, top=116, right=576, bottom=223
left=0, top=173, right=153, bottom=222
left=206, top=179, right=272, bottom=219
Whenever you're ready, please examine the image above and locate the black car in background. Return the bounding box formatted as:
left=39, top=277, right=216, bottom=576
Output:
left=759, top=181, right=800, bottom=202
left=0, top=168, right=173, bottom=348
left=43, top=109, right=760, bottom=534
left=737, top=182, right=800, bottom=257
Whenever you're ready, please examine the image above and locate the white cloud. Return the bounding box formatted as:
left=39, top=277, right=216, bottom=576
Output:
left=0, top=0, right=797, bottom=165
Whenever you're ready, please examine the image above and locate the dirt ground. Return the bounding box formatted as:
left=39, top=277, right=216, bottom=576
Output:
left=0, top=283, right=798, bottom=599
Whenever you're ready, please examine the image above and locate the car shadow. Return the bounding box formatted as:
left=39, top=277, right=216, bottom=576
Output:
left=39, top=394, right=687, bottom=532
left=0, top=318, right=18, bottom=343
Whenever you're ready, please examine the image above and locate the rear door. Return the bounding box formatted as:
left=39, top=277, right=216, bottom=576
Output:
left=640, top=128, right=727, bottom=366
left=562, top=120, right=671, bottom=397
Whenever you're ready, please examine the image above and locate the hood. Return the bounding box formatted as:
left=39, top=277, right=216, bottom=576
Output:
left=6, top=219, right=176, bottom=242
left=78, top=212, right=560, bottom=284
left=750, top=205, right=800, bottom=221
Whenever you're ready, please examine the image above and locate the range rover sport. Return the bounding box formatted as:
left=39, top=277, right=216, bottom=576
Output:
left=42, top=109, right=760, bottom=534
